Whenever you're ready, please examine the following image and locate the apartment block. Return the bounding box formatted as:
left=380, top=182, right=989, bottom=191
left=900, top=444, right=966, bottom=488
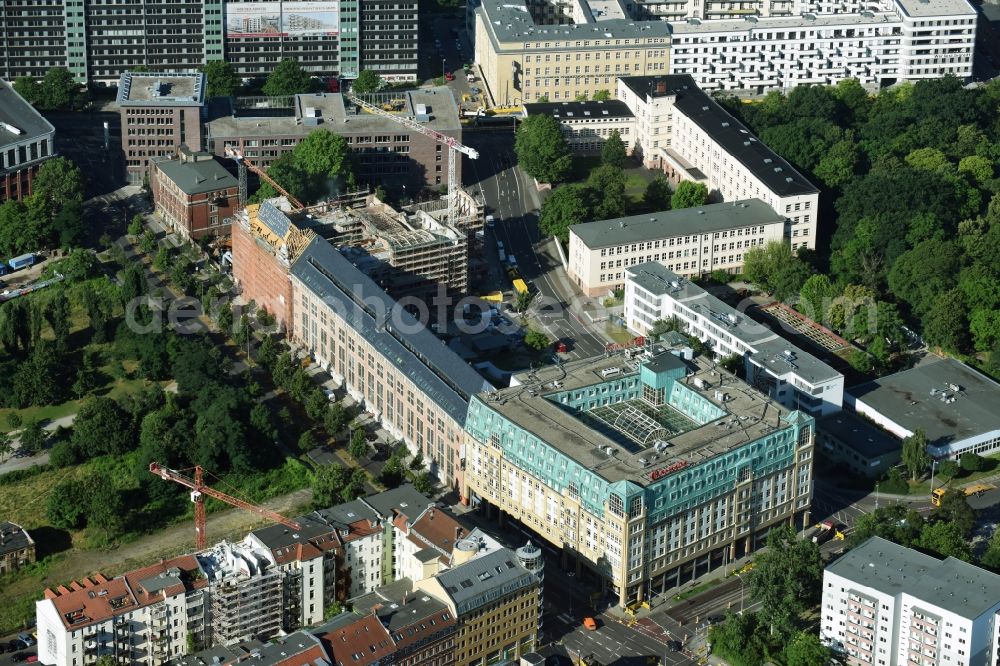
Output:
left=117, top=72, right=207, bottom=185
left=350, top=583, right=459, bottom=666
left=616, top=75, right=820, bottom=248
left=150, top=148, right=239, bottom=241
left=289, top=236, right=493, bottom=494
left=463, top=349, right=814, bottom=607
left=567, top=199, right=787, bottom=296
left=0, top=0, right=417, bottom=86
left=206, top=89, right=461, bottom=193
left=821, top=536, right=1000, bottom=665
left=624, top=262, right=844, bottom=416
left=472, top=0, right=975, bottom=101
left=36, top=556, right=210, bottom=666
left=0, top=521, right=35, bottom=575
left=0, top=79, right=56, bottom=204
left=847, top=357, right=1000, bottom=460
left=416, top=549, right=541, bottom=666
left=669, top=0, right=975, bottom=93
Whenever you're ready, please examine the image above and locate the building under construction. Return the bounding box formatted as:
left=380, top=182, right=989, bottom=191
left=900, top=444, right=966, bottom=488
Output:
left=233, top=189, right=483, bottom=319
left=197, top=541, right=284, bottom=647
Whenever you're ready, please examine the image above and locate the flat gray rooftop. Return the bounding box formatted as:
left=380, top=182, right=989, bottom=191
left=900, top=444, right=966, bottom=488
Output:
left=827, top=536, right=1000, bottom=620
left=850, top=357, right=1000, bottom=444
left=116, top=72, right=205, bottom=106
left=484, top=351, right=792, bottom=484
left=0, top=81, right=55, bottom=150
left=207, top=88, right=459, bottom=139
left=817, top=411, right=900, bottom=458
left=571, top=199, right=782, bottom=249
left=479, top=0, right=671, bottom=45
left=628, top=262, right=841, bottom=385
left=894, top=0, right=976, bottom=18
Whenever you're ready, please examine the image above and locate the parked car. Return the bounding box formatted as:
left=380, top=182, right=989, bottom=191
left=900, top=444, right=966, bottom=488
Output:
left=18, top=633, right=35, bottom=647
left=444, top=71, right=455, bottom=81
left=583, top=617, right=598, bottom=631
left=667, top=640, right=682, bottom=652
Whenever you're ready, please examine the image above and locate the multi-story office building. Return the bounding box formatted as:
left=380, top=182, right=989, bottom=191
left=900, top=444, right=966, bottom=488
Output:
left=462, top=349, right=815, bottom=607
left=624, top=262, right=844, bottom=416
left=150, top=147, right=240, bottom=241
left=472, top=0, right=975, bottom=102
left=521, top=100, right=635, bottom=155
left=474, top=0, right=672, bottom=106
left=0, top=79, right=56, bottom=204
left=117, top=72, right=207, bottom=185
left=816, top=411, right=901, bottom=479
left=0, top=0, right=417, bottom=86
left=821, top=536, right=1000, bottom=665
left=0, top=521, right=35, bottom=576
left=289, top=236, right=493, bottom=493
left=206, top=89, right=461, bottom=192
left=416, top=549, right=541, bottom=666
left=567, top=199, right=788, bottom=295
left=616, top=75, right=820, bottom=248
left=848, top=356, right=1000, bottom=460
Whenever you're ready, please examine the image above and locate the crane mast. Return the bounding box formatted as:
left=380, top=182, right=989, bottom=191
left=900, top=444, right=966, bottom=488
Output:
left=225, top=147, right=306, bottom=210
left=346, top=93, right=479, bottom=222
left=149, top=462, right=303, bottom=550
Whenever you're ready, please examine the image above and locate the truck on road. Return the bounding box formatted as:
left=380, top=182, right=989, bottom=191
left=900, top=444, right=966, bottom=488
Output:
left=8, top=253, right=34, bottom=271
left=809, top=520, right=837, bottom=544
left=931, top=482, right=996, bottom=506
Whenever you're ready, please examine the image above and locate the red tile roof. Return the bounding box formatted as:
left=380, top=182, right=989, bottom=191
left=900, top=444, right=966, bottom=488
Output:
left=319, top=614, right=395, bottom=666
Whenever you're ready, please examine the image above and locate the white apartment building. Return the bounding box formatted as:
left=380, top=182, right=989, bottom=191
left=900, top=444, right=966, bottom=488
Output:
left=669, top=0, right=975, bottom=93
left=521, top=100, right=637, bottom=155
left=36, top=543, right=284, bottom=666
left=288, top=237, right=493, bottom=496
left=567, top=199, right=787, bottom=296
left=822, top=536, right=1000, bottom=666
left=617, top=75, right=820, bottom=248
left=624, top=262, right=844, bottom=416
left=473, top=0, right=975, bottom=103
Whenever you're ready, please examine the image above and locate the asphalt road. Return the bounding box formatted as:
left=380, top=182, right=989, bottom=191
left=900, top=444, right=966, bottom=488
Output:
left=463, top=131, right=611, bottom=359
left=0, top=632, right=37, bottom=665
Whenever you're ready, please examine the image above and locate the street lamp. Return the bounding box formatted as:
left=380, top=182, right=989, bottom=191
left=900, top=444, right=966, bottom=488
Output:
left=874, top=482, right=879, bottom=511
left=734, top=573, right=746, bottom=615
left=929, top=459, right=939, bottom=494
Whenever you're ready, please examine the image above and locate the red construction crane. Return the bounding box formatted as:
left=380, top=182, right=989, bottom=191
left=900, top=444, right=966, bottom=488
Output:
left=149, top=463, right=303, bottom=550
left=225, top=147, right=306, bottom=211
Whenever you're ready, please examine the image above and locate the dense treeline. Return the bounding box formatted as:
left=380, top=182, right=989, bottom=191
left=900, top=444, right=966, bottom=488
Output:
left=720, top=77, right=1000, bottom=367
left=0, top=157, right=87, bottom=256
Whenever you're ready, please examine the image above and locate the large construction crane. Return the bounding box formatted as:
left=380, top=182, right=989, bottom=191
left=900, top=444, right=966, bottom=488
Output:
left=346, top=93, right=479, bottom=222
left=226, top=147, right=306, bottom=210
left=149, top=463, right=303, bottom=550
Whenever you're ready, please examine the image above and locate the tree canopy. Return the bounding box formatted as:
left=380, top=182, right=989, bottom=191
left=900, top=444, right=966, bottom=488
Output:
left=201, top=60, right=240, bottom=97
left=14, top=68, right=83, bottom=110
left=514, top=115, right=573, bottom=184
left=251, top=130, right=354, bottom=204
left=721, top=76, right=1000, bottom=362
left=670, top=181, right=709, bottom=209
left=353, top=70, right=383, bottom=95
left=601, top=130, right=627, bottom=169
left=263, top=58, right=312, bottom=97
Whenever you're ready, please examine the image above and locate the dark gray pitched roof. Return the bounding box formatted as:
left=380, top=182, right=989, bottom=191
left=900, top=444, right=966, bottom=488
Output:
left=434, top=549, right=537, bottom=614
left=0, top=521, right=32, bottom=556
left=290, top=237, right=492, bottom=424
left=153, top=156, right=237, bottom=195
left=571, top=199, right=782, bottom=249
left=618, top=75, right=818, bottom=198
left=0, top=80, right=55, bottom=149
left=361, top=484, right=433, bottom=519
left=524, top=99, right=633, bottom=120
